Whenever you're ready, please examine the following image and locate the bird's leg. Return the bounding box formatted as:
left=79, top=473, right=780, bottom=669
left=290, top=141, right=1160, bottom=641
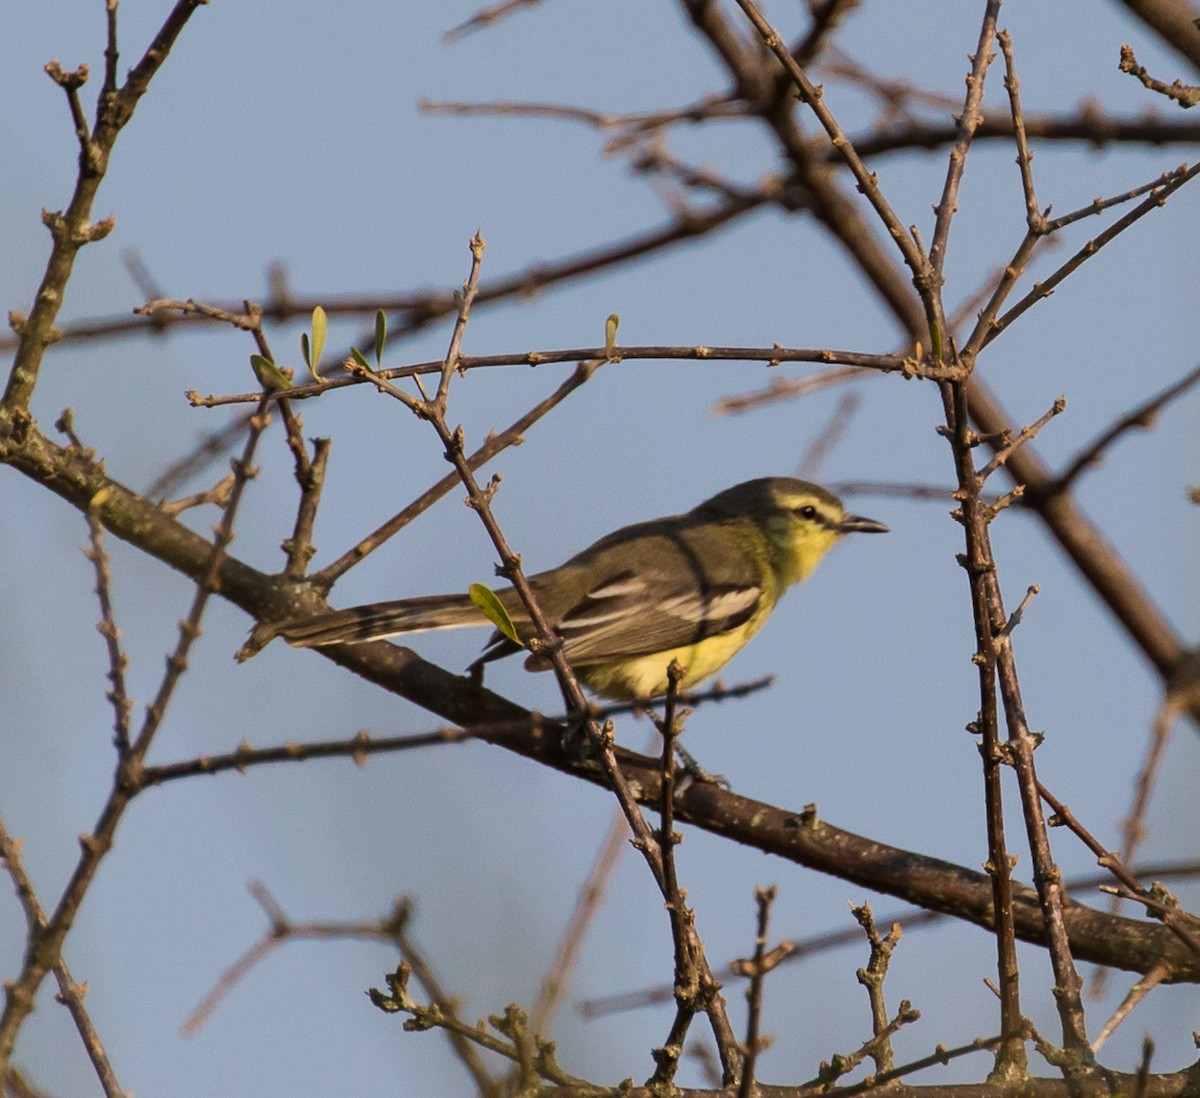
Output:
left=670, top=739, right=729, bottom=790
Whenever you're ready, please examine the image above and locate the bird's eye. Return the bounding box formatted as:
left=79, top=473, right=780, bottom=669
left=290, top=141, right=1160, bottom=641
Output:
left=797, top=505, right=817, bottom=520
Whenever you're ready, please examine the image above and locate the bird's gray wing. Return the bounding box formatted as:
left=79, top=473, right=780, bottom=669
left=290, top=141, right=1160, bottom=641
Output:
left=474, top=516, right=765, bottom=670
left=553, top=565, right=763, bottom=666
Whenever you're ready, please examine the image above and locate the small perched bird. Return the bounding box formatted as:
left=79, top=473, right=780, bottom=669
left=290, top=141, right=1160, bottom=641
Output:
left=273, top=478, right=887, bottom=700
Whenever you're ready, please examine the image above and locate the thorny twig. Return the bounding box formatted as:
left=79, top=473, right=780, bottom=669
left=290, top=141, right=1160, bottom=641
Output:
left=349, top=237, right=742, bottom=1082
left=735, top=885, right=779, bottom=1098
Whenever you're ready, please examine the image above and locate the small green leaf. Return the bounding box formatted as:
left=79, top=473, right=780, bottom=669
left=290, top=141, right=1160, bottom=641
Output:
left=300, top=332, right=311, bottom=368
left=604, top=312, right=620, bottom=360
left=308, top=305, right=328, bottom=380
left=250, top=353, right=293, bottom=390
left=349, top=346, right=373, bottom=372
left=929, top=319, right=943, bottom=362
left=468, top=583, right=522, bottom=646
left=374, top=310, right=387, bottom=369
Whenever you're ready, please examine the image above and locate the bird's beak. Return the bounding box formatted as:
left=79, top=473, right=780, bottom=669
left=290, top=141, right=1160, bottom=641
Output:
left=838, top=513, right=889, bottom=534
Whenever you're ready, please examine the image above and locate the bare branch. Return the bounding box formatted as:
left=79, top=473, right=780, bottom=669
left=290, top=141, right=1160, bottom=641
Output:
left=1119, top=43, right=1200, bottom=108
left=443, top=0, right=543, bottom=42
left=1050, top=362, right=1200, bottom=495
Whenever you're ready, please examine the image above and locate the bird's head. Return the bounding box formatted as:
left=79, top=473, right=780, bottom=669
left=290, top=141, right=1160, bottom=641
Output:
left=698, top=477, right=888, bottom=587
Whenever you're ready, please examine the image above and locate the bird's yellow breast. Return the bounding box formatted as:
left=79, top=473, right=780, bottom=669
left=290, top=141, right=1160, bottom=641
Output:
left=574, top=613, right=771, bottom=700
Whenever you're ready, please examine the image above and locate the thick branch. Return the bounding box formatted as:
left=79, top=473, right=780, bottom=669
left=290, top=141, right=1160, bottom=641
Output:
left=1, top=407, right=1191, bottom=985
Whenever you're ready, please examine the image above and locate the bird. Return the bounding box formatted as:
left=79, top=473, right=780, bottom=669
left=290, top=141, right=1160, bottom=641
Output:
left=271, top=478, right=887, bottom=700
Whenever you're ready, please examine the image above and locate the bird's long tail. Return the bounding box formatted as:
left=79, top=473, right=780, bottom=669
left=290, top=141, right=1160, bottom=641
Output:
left=276, top=593, right=486, bottom=648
